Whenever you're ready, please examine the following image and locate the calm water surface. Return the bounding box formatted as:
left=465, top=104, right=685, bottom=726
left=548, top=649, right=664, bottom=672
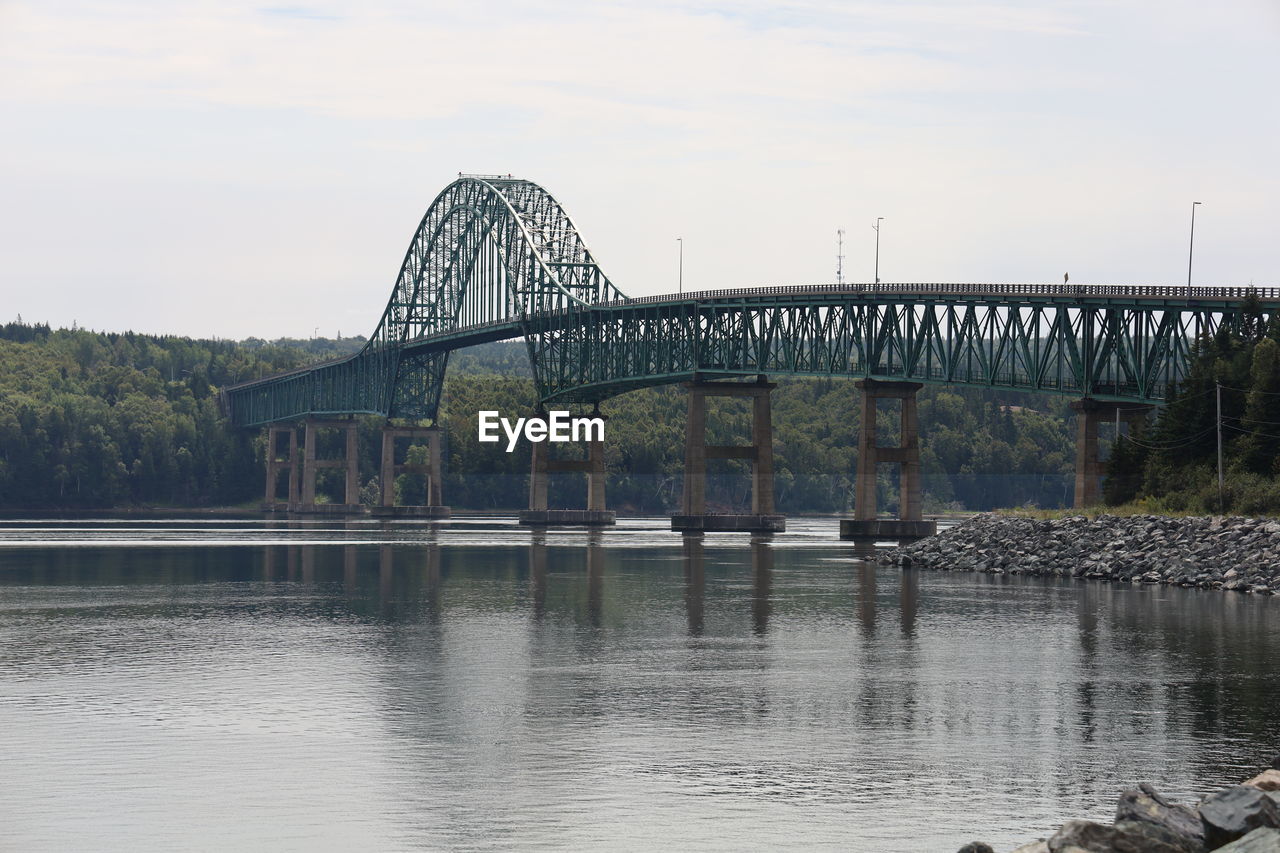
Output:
left=1, top=517, right=1277, bottom=852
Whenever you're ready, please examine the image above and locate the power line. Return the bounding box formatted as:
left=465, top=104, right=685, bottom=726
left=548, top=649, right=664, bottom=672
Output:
left=1222, top=413, right=1280, bottom=428
left=1118, top=425, right=1216, bottom=450
left=1162, top=384, right=1223, bottom=402
left=1222, top=422, right=1280, bottom=442
left=1218, top=383, right=1280, bottom=398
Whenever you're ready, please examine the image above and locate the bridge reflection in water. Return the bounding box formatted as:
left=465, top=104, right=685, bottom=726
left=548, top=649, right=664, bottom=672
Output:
left=258, top=524, right=931, bottom=641
left=1, top=518, right=1278, bottom=852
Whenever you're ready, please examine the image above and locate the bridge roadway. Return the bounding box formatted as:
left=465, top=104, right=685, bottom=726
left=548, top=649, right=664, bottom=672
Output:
left=228, top=280, right=1279, bottom=422
left=222, top=175, right=1278, bottom=531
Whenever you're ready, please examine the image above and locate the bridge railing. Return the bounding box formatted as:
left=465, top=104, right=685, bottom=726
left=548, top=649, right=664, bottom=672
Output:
left=599, top=282, right=1279, bottom=307
left=223, top=282, right=1272, bottom=394
left=434, top=281, right=1278, bottom=351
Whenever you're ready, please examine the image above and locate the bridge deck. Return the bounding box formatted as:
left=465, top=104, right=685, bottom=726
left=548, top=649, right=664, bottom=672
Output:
left=226, top=282, right=1279, bottom=394
left=223, top=282, right=1278, bottom=426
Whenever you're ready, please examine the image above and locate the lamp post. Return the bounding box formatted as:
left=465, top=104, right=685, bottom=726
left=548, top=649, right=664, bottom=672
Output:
left=1186, top=201, right=1201, bottom=301
left=873, top=217, right=884, bottom=284
left=677, top=237, right=683, bottom=295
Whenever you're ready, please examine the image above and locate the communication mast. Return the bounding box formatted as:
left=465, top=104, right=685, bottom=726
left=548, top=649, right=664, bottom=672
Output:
left=836, top=229, right=845, bottom=285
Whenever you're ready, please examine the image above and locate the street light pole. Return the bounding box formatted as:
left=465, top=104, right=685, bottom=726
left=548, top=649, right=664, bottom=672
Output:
left=677, top=237, right=683, bottom=295
left=1186, top=201, right=1201, bottom=301
left=873, top=217, right=884, bottom=284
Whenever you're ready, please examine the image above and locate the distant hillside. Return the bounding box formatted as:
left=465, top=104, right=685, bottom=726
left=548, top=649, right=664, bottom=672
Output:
left=0, top=322, right=1078, bottom=512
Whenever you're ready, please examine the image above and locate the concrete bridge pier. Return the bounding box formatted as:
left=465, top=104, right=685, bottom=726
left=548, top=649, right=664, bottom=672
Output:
left=1071, top=399, right=1154, bottom=508
left=520, top=411, right=615, bottom=526
left=295, top=417, right=363, bottom=514
left=840, top=379, right=937, bottom=543
left=372, top=425, right=450, bottom=518
left=671, top=378, right=786, bottom=533
left=264, top=424, right=300, bottom=511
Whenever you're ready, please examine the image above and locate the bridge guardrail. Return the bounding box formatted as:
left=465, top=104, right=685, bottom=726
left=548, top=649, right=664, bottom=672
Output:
left=600, top=282, right=1279, bottom=308
left=224, top=282, right=1273, bottom=393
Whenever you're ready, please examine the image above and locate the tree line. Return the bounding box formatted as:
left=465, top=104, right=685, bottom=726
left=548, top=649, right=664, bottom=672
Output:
left=1105, top=294, right=1280, bottom=514
left=0, top=323, right=1083, bottom=513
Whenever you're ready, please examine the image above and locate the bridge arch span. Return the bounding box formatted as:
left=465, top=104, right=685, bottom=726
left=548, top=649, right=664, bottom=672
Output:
left=226, top=175, right=626, bottom=424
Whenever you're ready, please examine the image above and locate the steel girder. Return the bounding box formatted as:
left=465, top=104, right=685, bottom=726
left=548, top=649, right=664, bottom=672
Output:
left=523, top=292, right=1266, bottom=406
left=222, top=176, right=1277, bottom=428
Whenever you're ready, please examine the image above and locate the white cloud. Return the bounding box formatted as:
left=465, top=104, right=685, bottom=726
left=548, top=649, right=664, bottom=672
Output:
left=0, top=0, right=1276, bottom=338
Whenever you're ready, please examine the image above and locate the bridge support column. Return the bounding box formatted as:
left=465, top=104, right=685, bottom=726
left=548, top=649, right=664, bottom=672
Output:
left=672, top=378, right=785, bottom=533
left=371, top=426, right=450, bottom=519
left=264, top=424, right=300, bottom=511
left=521, top=411, right=615, bottom=526
left=1071, top=399, right=1154, bottom=508
left=841, top=380, right=936, bottom=543
left=296, top=417, right=364, bottom=514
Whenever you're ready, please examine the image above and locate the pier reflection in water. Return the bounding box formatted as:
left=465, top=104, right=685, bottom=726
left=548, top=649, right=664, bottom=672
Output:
left=0, top=517, right=1277, bottom=853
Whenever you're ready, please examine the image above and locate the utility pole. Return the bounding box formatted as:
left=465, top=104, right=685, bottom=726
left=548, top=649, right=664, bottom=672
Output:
left=836, top=229, right=845, bottom=285
left=1216, top=382, right=1224, bottom=513
left=873, top=218, right=884, bottom=284
left=677, top=237, right=683, bottom=295
left=1187, top=201, right=1201, bottom=302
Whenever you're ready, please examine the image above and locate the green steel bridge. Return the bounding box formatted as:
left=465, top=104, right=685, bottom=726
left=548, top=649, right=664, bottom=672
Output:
left=223, top=175, right=1278, bottom=428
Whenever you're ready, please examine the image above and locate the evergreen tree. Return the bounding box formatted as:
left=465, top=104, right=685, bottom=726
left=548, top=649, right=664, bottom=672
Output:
left=1103, top=418, right=1148, bottom=505
left=1237, top=338, right=1280, bottom=475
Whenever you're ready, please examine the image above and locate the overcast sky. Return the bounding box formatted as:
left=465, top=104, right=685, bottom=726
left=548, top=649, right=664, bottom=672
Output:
left=2, top=1, right=1278, bottom=340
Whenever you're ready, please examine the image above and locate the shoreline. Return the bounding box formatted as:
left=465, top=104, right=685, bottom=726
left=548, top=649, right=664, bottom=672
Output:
left=882, top=513, right=1280, bottom=596
left=958, top=763, right=1280, bottom=853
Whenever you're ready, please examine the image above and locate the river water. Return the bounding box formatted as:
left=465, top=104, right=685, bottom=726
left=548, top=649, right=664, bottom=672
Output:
left=1, top=517, right=1276, bottom=852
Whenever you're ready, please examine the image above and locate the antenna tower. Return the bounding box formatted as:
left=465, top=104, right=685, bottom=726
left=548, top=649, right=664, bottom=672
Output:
left=836, top=229, right=845, bottom=285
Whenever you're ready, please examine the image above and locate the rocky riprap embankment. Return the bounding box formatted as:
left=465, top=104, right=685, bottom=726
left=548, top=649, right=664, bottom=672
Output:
left=881, top=514, right=1280, bottom=594
left=954, top=763, right=1280, bottom=852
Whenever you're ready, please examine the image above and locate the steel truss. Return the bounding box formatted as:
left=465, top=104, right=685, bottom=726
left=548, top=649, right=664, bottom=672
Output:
left=527, top=292, right=1262, bottom=405
left=223, top=178, right=1277, bottom=427
left=224, top=175, right=623, bottom=426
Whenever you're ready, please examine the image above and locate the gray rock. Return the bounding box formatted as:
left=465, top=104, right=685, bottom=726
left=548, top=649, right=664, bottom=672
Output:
left=1200, top=785, right=1280, bottom=848
left=883, top=514, right=1280, bottom=597
left=1048, top=820, right=1110, bottom=851
left=1115, top=783, right=1205, bottom=845
left=1112, top=820, right=1203, bottom=853
left=1009, top=843, right=1051, bottom=853
left=1245, top=771, right=1280, bottom=792
left=1048, top=818, right=1195, bottom=852
left=955, top=844, right=994, bottom=853
left=1213, top=828, right=1280, bottom=852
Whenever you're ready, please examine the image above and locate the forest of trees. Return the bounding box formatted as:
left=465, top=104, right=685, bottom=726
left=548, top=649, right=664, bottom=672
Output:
left=0, top=320, right=365, bottom=508
left=1105, top=295, right=1280, bottom=514
left=1, top=321, right=1085, bottom=513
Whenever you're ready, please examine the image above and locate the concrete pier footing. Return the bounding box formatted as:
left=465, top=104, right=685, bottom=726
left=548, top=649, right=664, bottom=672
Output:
left=265, top=418, right=363, bottom=513
left=671, top=514, right=786, bottom=533
left=521, top=414, right=614, bottom=526
left=839, top=518, right=937, bottom=542
left=297, top=418, right=362, bottom=513
left=518, top=509, right=616, bottom=526
left=841, top=380, right=936, bottom=542
left=370, top=425, right=450, bottom=519
left=264, top=424, right=300, bottom=511
left=673, top=378, right=785, bottom=533
left=1071, top=399, right=1154, bottom=508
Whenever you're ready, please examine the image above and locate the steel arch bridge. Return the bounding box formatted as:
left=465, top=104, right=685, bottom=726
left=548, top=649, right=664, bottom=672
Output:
left=223, top=175, right=1278, bottom=427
